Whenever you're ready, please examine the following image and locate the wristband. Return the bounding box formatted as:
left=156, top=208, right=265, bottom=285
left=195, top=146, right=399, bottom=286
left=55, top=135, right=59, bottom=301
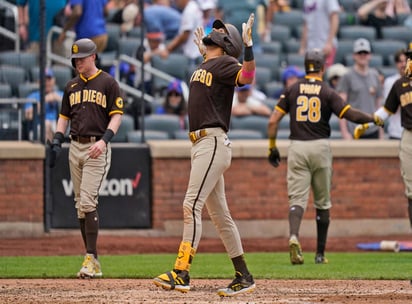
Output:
left=244, top=46, right=254, bottom=61
left=241, top=69, right=255, bottom=78
left=101, top=129, right=115, bottom=144
left=269, top=138, right=276, bottom=149
left=53, top=132, right=65, bottom=144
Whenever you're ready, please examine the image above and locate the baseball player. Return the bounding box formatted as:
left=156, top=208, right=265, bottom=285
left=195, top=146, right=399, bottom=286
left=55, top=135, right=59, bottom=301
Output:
left=267, top=49, right=383, bottom=265
left=354, top=43, right=412, bottom=232
left=153, top=14, right=256, bottom=297
left=49, top=38, right=124, bottom=278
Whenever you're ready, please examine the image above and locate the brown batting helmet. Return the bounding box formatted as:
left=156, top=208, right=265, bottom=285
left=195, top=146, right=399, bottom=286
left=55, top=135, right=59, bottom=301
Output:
left=208, top=20, right=243, bottom=59
left=70, top=38, right=98, bottom=68
left=304, top=49, right=325, bottom=73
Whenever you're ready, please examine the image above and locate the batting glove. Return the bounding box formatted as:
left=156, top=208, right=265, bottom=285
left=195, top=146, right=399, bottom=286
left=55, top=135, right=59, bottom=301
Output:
left=194, top=27, right=206, bottom=57
left=48, top=132, right=64, bottom=168
left=268, top=148, right=280, bottom=168
left=242, top=13, right=254, bottom=47
left=373, top=114, right=384, bottom=127
left=353, top=123, right=369, bottom=140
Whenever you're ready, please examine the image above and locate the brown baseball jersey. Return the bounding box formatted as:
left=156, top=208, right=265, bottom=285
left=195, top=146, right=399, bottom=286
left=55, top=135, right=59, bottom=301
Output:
left=384, top=76, right=412, bottom=130
left=276, top=76, right=350, bottom=140
left=188, top=55, right=242, bottom=132
left=60, top=70, right=124, bottom=136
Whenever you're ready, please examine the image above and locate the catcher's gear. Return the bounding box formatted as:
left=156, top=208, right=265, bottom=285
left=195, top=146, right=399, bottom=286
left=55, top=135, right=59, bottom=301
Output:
left=353, top=123, right=369, bottom=140
left=304, top=48, right=325, bottom=73
left=242, top=13, right=254, bottom=47
left=268, top=148, right=280, bottom=168
left=194, top=27, right=206, bottom=57
left=205, top=20, right=243, bottom=58
left=70, top=38, right=98, bottom=68
left=48, top=132, right=64, bottom=168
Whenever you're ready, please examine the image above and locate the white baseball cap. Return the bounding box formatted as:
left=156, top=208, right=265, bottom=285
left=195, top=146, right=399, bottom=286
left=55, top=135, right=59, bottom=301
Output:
left=353, top=38, right=371, bottom=53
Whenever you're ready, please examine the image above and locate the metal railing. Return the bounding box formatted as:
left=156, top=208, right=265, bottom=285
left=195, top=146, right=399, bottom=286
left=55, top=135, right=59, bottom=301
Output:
left=0, top=98, right=38, bottom=140
left=0, top=0, right=20, bottom=52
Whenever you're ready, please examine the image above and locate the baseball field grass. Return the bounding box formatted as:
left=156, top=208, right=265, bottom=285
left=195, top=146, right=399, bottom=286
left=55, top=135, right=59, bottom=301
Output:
left=0, top=252, right=410, bottom=280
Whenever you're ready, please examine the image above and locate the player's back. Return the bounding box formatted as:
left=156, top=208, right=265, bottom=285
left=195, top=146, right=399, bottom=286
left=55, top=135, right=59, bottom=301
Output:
left=278, top=76, right=345, bottom=140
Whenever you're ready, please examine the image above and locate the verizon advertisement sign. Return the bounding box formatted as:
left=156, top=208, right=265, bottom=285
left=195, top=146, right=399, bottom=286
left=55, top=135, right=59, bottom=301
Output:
left=48, top=144, right=152, bottom=229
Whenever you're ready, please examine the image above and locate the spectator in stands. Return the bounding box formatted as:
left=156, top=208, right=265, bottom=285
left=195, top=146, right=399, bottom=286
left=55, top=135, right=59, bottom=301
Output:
left=326, top=63, right=348, bottom=89
left=382, top=48, right=407, bottom=139
left=156, top=79, right=188, bottom=129
left=164, top=0, right=203, bottom=68
left=357, top=0, right=399, bottom=39
left=144, top=0, right=182, bottom=40
left=58, top=0, right=110, bottom=53
left=232, top=84, right=271, bottom=117
left=264, top=0, right=291, bottom=42
left=299, top=0, right=340, bottom=68
left=24, top=68, right=63, bottom=141
left=198, top=0, right=217, bottom=35
left=107, top=0, right=139, bottom=36
left=16, top=0, right=66, bottom=53
left=272, top=65, right=305, bottom=99
left=336, top=38, right=384, bottom=139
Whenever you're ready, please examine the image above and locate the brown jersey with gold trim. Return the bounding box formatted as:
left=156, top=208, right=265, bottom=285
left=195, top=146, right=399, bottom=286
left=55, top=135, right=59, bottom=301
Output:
left=384, top=76, right=412, bottom=130
left=60, top=70, right=124, bottom=136
left=276, top=76, right=348, bottom=140
left=188, top=55, right=242, bottom=132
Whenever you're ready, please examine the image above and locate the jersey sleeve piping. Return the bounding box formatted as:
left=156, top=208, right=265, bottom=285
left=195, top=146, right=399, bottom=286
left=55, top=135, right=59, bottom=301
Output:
left=338, top=104, right=351, bottom=118
left=275, top=105, right=287, bottom=115
left=59, top=114, right=70, bottom=120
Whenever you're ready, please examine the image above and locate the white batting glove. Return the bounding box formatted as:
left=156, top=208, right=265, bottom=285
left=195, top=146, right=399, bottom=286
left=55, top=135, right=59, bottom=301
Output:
left=194, top=27, right=206, bottom=57
left=242, top=13, right=255, bottom=47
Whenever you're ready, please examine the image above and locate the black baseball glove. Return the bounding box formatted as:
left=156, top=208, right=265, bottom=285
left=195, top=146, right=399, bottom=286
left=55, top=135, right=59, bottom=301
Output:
left=48, top=132, right=64, bottom=168
left=268, top=147, right=280, bottom=168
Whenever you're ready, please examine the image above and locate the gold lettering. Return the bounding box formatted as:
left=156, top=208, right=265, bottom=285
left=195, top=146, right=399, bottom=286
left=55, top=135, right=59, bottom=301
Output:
left=400, top=92, right=412, bottom=107
left=82, top=89, right=88, bottom=102
left=190, top=69, right=213, bottom=87
left=300, top=84, right=321, bottom=95
left=90, top=90, right=96, bottom=103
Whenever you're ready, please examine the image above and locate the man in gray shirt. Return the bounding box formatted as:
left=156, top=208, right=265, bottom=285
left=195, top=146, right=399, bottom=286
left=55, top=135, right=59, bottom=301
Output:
left=336, top=38, right=383, bottom=139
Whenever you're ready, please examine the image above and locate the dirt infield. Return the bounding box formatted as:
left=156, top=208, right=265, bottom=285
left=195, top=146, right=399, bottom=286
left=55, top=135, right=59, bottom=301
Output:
left=1, top=234, right=412, bottom=303
left=0, top=278, right=411, bottom=303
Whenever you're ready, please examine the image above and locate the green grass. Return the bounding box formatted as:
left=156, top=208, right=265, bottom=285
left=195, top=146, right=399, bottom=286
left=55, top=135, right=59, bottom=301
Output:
left=0, top=252, right=410, bottom=279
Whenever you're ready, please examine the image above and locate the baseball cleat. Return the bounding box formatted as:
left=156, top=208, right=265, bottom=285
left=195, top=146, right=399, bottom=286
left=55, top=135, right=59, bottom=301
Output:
left=289, top=235, right=304, bottom=265
left=315, top=253, right=328, bottom=264
left=77, top=253, right=102, bottom=279
left=153, top=269, right=190, bottom=293
left=217, top=271, right=256, bottom=297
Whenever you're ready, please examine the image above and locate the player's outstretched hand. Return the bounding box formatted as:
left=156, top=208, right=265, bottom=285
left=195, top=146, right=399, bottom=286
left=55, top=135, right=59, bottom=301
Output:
left=353, top=123, right=370, bottom=140
left=268, top=147, right=280, bottom=168
left=242, top=13, right=254, bottom=47
left=373, top=114, right=384, bottom=127
left=194, top=27, right=206, bottom=57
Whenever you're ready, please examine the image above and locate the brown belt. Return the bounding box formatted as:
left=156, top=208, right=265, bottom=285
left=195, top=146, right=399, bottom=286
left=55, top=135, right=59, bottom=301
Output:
left=189, top=129, right=207, bottom=143
left=71, top=135, right=101, bottom=144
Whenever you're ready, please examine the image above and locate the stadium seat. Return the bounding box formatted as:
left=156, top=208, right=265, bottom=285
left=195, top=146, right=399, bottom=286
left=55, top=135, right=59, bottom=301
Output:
left=231, top=115, right=269, bottom=138
left=141, top=114, right=181, bottom=139
left=151, top=54, right=189, bottom=92
left=255, top=53, right=280, bottom=79
left=254, top=66, right=272, bottom=92
left=335, top=39, right=356, bottom=65
left=286, top=53, right=305, bottom=67
left=0, top=65, right=27, bottom=96
left=270, top=24, right=292, bottom=45
left=17, top=82, right=39, bottom=98
left=118, top=37, right=140, bottom=57
left=339, top=25, right=376, bottom=41
left=381, top=26, right=412, bottom=44
left=371, top=40, right=407, bottom=66
left=260, top=41, right=282, bottom=54
left=127, top=130, right=169, bottom=142
left=0, top=83, right=12, bottom=98
left=344, top=53, right=383, bottom=68
left=228, top=129, right=264, bottom=140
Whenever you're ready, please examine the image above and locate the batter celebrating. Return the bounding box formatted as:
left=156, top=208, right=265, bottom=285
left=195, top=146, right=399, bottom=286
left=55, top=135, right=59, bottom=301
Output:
left=354, top=43, right=412, bottom=232
left=153, top=14, right=256, bottom=296
left=49, top=38, right=123, bottom=278
left=267, top=49, right=382, bottom=265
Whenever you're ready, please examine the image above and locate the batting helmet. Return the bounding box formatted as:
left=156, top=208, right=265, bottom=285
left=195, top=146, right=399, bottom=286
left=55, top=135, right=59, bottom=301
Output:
left=304, top=49, right=325, bottom=73
left=70, top=38, right=98, bottom=68
left=207, top=20, right=243, bottom=59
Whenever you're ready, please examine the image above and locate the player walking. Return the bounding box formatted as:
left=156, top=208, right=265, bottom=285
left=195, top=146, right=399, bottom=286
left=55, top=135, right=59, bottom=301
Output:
left=267, top=49, right=383, bottom=265
left=354, top=43, right=412, bottom=233
left=49, top=38, right=124, bottom=278
left=153, top=14, right=256, bottom=296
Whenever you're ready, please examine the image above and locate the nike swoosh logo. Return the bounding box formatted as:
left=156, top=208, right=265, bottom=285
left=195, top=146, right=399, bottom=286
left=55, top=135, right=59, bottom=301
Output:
left=402, top=83, right=409, bottom=87
left=71, top=83, right=78, bottom=88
